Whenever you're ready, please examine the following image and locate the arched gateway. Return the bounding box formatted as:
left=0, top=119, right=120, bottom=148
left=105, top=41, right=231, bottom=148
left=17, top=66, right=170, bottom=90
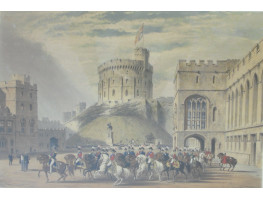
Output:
left=173, top=93, right=224, bottom=155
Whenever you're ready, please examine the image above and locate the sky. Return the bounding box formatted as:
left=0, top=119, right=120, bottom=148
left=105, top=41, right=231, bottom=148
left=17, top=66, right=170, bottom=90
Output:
left=1, top=11, right=263, bottom=121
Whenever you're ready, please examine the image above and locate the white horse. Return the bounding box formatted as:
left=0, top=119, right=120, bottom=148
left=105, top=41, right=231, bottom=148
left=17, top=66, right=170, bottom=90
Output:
left=148, top=158, right=165, bottom=181
left=107, top=161, right=134, bottom=186
left=94, top=153, right=110, bottom=177
left=135, top=154, right=148, bottom=179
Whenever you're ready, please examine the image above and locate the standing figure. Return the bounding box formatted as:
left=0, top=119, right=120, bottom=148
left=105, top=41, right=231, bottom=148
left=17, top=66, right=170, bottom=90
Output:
left=20, top=154, right=25, bottom=171
left=49, top=151, right=57, bottom=174
left=24, top=154, right=29, bottom=171
left=8, top=154, right=13, bottom=166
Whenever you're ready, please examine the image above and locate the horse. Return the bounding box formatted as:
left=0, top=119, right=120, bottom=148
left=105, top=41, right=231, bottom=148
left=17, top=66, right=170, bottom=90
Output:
left=36, top=154, right=67, bottom=182
left=189, top=157, right=203, bottom=178
left=166, top=159, right=188, bottom=181
left=93, top=153, right=111, bottom=178
left=114, top=153, right=138, bottom=180
left=82, top=153, right=98, bottom=180
left=135, top=154, right=148, bottom=179
left=107, top=161, right=134, bottom=186
left=217, top=153, right=237, bottom=171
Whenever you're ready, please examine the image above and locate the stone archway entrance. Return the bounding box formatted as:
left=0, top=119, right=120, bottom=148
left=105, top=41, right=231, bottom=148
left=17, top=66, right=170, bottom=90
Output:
left=184, top=134, right=205, bottom=151
left=50, top=137, right=58, bottom=150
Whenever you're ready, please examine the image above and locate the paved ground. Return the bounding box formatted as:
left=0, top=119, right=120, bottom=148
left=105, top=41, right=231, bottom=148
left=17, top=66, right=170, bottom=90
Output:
left=0, top=154, right=261, bottom=188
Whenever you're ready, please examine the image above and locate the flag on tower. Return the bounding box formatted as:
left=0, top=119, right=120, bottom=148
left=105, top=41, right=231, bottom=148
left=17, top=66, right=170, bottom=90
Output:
left=134, top=23, right=144, bottom=45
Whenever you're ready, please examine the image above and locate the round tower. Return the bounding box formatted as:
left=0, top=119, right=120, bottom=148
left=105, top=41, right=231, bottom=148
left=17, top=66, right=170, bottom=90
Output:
left=97, top=48, right=153, bottom=105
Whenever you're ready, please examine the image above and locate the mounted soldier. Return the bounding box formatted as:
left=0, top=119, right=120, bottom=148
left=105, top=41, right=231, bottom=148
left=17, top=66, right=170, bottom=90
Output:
left=128, top=146, right=135, bottom=156
left=136, top=146, right=145, bottom=156
left=74, top=146, right=83, bottom=169
left=146, top=147, right=154, bottom=170
left=163, top=147, right=170, bottom=161
left=95, top=146, right=102, bottom=170
left=123, top=147, right=129, bottom=157
left=49, top=151, right=57, bottom=174
left=110, top=148, right=116, bottom=161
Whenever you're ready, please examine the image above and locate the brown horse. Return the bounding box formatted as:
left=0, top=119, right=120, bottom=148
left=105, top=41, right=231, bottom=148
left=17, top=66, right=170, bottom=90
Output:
left=217, top=153, right=237, bottom=171
left=37, top=154, right=67, bottom=182
left=64, top=154, right=84, bottom=176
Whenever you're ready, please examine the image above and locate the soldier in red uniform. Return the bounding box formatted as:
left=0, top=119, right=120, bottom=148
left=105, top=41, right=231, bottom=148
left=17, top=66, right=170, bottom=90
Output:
left=222, top=153, right=228, bottom=164
left=146, top=147, right=154, bottom=170
left=110, top=148, right=116, bottom=161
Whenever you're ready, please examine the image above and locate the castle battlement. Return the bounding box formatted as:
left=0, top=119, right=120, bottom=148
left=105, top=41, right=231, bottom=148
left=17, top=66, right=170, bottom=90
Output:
left=178, top=59, right=240, bottom=72
left=0, top=74, right=37, bottom=89
left=98, top=59, right=144, bottom=73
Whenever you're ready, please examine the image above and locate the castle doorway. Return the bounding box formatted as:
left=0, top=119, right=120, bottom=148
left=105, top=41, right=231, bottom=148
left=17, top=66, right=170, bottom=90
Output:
left=50, top=137, right=58, bottom=150
left=184, top=134, right=205, bottom=151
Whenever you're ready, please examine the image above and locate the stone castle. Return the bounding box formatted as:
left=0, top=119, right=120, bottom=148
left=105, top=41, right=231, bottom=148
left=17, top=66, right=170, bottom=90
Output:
left=98, top=47, right=153, bottom=105
left=174, top=40, right=263, bottom=167
left=0, top=75, right=65, bottom=155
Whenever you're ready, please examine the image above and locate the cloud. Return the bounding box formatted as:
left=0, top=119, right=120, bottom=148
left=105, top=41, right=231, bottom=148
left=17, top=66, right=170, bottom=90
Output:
left=2, top=11, right=263, bottom=121
left=88, top=28, right=131, bottom=37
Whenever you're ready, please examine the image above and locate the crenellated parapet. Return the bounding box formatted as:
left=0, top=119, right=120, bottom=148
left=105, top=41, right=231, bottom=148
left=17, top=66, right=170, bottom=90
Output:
left=178, top=59, right=239, bottom=72
left=98, top=59, right=144, bottom=73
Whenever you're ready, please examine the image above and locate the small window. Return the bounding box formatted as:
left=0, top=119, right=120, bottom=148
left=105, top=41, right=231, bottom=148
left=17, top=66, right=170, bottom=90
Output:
left=125, top=90, right=128, bottom=96
left=213, top=76, right=215, bottom=84
left=21, top=104, right=24, bottom=111
left=196, top=76, right=199, bottom=83
left=112, top=89, right=115, bottom=96
left=126, top=79, right=128, bottom=84
left=248, top=52, right=251, bottom=60
left=0, top=121, right=4, bottom=133
left=137, top=90, right=139, bottom=96
left=7, top=121, right=12, bottom=133
left=21, top=91, right=23, bottom=96
left=30, top=104, right=33, bottom=111
left=112, top=80, right=114, bottom=84
left=30, top=93, right=32, bottom=98
left=213, top=107, right=217, bottom=122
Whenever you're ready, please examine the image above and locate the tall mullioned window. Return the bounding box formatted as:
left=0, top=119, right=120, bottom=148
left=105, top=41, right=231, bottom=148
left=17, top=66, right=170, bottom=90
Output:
left=185, top=95, right=207, bottom=130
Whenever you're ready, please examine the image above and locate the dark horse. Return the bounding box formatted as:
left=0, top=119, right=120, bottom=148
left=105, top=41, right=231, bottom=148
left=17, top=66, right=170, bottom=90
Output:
left=217, top=153, right=237, bottom=171
left=82, top=153, right=98, bottom=180
left=37, top=154, right=67, bottom=182
left=166, top=159, right=188, bottom=181
left=115, top=153, right=138, bottom=180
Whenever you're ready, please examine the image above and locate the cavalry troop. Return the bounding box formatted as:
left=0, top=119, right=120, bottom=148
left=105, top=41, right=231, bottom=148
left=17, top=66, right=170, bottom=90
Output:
left=36, top=145, right=237, bottom=185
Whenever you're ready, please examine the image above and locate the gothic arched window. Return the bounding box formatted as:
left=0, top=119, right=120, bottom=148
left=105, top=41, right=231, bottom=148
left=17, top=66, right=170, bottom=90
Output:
left=185, top=95, right=207, bottom=130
